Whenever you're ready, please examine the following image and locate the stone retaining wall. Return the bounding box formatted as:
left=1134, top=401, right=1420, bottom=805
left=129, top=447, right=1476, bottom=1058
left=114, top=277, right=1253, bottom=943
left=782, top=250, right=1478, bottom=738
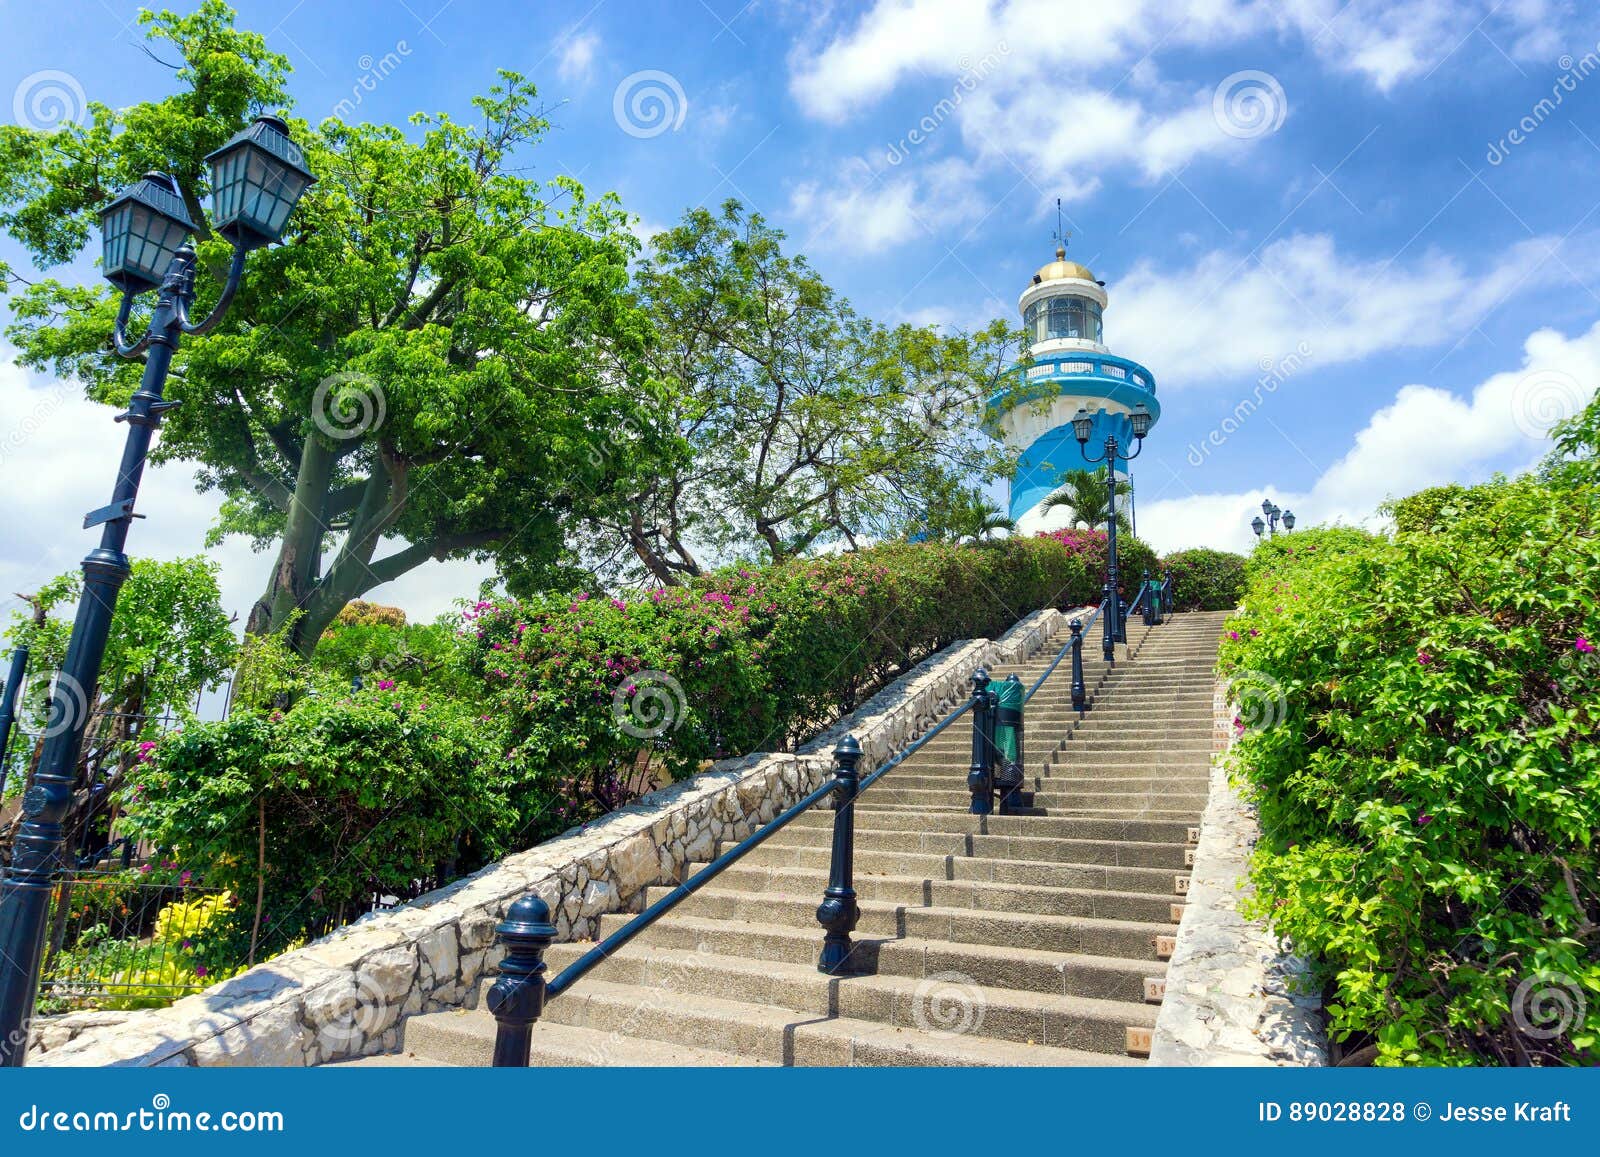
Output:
left=31, top=606, right=1077, bottom=1067
left=1147, top=677, right=1328, bottom=1066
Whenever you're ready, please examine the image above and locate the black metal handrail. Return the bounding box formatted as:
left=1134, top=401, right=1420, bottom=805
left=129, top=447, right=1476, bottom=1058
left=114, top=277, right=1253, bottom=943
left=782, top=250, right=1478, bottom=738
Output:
left=545, top=694, right=978, bottom=1001
left=485, top=690, right=979, bottom=1065
left=1024, top=598, right=1105, bottom=704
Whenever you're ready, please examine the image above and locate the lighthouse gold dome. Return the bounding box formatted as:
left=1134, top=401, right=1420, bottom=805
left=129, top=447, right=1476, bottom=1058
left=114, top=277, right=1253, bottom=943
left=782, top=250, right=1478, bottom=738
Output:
left=1034, top=245, right=1097, bottom=285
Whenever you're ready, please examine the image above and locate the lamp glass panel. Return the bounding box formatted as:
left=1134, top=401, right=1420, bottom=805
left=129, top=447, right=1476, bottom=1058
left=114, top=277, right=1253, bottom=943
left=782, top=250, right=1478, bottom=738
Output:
left=209, top=148, right=245, bottom=225
left=124, top=204, right=188, bottom=283
left=101, top=204, right=131, bottom=277
left=242, top=149, right=301, bottom=238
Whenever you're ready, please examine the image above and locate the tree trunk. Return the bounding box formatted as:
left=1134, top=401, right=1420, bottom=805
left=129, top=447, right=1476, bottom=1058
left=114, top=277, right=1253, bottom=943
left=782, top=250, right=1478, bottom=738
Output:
left=245, top=438, right=338, bottom=650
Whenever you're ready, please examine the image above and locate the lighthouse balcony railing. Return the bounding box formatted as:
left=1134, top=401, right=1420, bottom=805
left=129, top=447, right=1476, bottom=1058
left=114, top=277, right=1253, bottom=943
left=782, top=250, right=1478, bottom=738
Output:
left=1015, top=350, right=1157, bottom=393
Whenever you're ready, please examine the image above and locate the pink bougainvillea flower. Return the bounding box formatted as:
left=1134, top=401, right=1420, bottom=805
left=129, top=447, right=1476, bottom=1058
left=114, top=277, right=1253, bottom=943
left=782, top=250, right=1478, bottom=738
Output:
left=1576, top=637, right=1596, bottom=654
left=1228, top=630, right=1240, bottom=641
left=1416, top=812, right=1433, bottom=827
left=194, top=965, right=208, bottom=978
left=1417, top=652, right=1432, bottom=666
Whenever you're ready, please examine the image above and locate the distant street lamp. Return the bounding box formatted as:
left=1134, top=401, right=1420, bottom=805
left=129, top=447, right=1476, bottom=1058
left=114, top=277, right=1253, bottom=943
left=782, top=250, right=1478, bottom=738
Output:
left=1251, top=498, right=1295, bottom=540
left=0, top=116, right=315, bottom=1066
left=1073, top=402, right=1152, bottom=661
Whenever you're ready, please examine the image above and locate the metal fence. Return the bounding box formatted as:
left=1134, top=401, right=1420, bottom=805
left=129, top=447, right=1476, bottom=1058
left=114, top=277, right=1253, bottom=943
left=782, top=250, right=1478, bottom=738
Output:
left=35, top=870, right=230, bottom=1012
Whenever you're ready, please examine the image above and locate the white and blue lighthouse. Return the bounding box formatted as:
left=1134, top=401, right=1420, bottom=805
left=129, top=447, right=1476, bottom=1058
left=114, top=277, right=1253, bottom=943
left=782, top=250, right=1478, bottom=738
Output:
left=985, top=245, right=1159, bottom=533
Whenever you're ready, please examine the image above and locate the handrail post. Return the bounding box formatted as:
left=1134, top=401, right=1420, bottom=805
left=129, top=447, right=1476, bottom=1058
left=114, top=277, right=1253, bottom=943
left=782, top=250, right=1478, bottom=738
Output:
left=1100, top=584, right=1116, bottom=663
left=994, top=674, right=1025, bottom=815
left=1141, top=570, right=1154, bottom=627
left=1069, top=619, right=1088, bottom=716
left=0, top=646, right=28, bottom=802
left=816, top=736, right=863, bottom=975
left=487, top=894, right=557, bottom=1067
left=967, top=669, right=995, bottom=815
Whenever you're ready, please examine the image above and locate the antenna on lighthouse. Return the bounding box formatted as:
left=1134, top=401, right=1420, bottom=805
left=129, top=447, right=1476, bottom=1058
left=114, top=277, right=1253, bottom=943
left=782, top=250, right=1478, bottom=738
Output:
left=1052, top=197, right=1070, bottom=256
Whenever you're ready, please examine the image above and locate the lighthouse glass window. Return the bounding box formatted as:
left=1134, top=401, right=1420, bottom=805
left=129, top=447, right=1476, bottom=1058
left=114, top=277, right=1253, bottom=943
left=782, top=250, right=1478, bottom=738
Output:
left=1029, top=297, right=1102, bottom=342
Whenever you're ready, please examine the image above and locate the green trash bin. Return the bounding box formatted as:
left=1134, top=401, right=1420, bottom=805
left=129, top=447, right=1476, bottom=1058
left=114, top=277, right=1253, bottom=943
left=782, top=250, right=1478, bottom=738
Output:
left=993, top=674, right=1024, bottom=814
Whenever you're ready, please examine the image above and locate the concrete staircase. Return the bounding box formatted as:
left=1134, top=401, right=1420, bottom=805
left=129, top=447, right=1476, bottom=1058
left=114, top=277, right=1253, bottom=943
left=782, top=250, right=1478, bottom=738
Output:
left=368, top=610, right=1229, bottom=1067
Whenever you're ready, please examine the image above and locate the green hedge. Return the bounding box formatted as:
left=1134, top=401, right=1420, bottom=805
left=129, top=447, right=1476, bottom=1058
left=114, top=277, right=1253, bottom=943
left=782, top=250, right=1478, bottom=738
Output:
left=1220, top=478, right=1599, bottom=1065
left=1162, top=547, right=1248, bottom=611
left=467, top=534, right=1142, bottom=802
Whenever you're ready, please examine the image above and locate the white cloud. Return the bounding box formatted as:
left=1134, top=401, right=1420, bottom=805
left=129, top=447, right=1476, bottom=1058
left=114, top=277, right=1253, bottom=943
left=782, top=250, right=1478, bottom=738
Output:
left=788, top=155, right=987, bottom=255
left=557, top=31, right=601, bottom=84
left=1108, top=231, right=1595, bottom=388
left=1135, top=319, right=1600, bottom=554
left=791, top=0, right=1566, bottom=116
left=1269, top=0, right=1569, bottom=92
left=783, top=0, right=1570, bottom=231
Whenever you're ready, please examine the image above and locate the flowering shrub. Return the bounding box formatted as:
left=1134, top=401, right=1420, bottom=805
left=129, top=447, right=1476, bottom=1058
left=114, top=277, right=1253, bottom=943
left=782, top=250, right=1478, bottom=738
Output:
left=42, top=887, right=242, bottom=1012
left=468, top=536, right=1124, bottom=807
left=1161, top=547, right=1248, bottom=611
left=126, top=684, right=517, bottom=953
left=1221, top=478, right=1599, bottom=1065
left=1035, top=526, right=1159, bottom=595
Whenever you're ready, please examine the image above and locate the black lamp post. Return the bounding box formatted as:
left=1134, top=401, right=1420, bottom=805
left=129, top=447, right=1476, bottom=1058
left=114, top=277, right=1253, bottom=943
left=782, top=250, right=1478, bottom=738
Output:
left=0, top=116, right=314, bottom=1066
left=1073, top=402, right=1151, bottom=662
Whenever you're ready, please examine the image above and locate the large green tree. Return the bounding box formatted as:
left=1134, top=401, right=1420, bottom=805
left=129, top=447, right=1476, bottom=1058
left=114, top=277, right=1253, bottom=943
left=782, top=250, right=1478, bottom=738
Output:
left=579, top=203, right=1023, bottom=585
left=1, top=3, right=676, bottom=655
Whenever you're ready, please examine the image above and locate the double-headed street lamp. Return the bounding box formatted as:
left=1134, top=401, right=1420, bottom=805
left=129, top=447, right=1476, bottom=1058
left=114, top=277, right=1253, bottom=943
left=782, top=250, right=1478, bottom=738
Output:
left=1072, top=401, right=1152, bottom=662
left=0, top=116, right=315, bottom=1065
left=1251, top=498, right=1295, bottom=540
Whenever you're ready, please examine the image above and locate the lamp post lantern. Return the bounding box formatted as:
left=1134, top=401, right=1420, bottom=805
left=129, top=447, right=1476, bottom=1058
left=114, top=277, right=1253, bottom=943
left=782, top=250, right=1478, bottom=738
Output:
left=1074, top=401, right=1150, bottom=661
left=1251, top=498, right=1294, bottom=540
left=0, top=116, right=313, bottom=1065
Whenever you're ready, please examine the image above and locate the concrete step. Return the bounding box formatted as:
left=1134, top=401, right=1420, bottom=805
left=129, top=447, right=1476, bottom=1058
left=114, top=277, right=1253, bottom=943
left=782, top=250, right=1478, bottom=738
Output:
left=887, top=772, right=1209, bottom=792
left=701, top=862, right=1182, bottom=923
left=578, top=913, right=1168, bottom=1005
left=738, top=840, right=1187, bottom=896
left=540, top=978, right=1142, bottom=1065
left=635, top=886, right=1177, bottom=959
left=787, top=809, right=1195, bottom=844
left=535, top=944, right=1156, bottom=1056
left=398, top=1009, right=774, bottom=1067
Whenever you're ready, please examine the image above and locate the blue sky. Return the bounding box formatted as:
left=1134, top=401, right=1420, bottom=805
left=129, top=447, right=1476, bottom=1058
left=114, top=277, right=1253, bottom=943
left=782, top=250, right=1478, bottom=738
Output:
left=3, top=0, right=1600, bottom=624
